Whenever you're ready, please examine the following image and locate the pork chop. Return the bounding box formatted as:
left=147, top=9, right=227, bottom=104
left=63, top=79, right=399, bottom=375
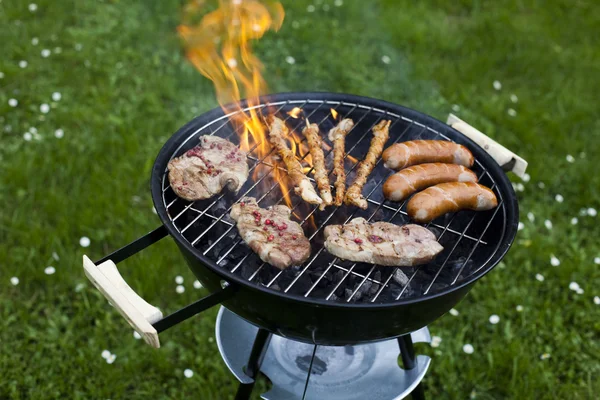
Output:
left=324, top=218, right=443, bottom=266
left=168, top=136, right=249, bottom=201
left=230, top=197, right=311, bottom=269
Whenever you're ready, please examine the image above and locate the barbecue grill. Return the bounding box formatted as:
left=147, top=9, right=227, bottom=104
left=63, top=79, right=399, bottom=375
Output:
left=83, top=92, right=526, bottom=399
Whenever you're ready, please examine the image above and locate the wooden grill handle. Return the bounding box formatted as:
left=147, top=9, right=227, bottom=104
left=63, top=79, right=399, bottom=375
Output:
left=83, top=255, right=163, bottom=348
left=447, top=114, right=528, bottom=178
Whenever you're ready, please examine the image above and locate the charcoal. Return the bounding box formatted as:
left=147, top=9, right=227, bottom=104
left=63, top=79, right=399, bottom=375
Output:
left=392, top=269, right=409, bottom=286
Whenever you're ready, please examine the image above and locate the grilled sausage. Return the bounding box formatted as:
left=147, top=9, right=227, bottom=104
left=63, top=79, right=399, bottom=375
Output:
left=407, top=182, right=497, bottom=223
left=383, top=163, right=478, bottom=202
left=383, top=140, right=474, bottom=170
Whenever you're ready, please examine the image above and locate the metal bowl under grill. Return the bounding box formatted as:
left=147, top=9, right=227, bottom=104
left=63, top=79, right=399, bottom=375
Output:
left=145, top=92, right=519, bottom=345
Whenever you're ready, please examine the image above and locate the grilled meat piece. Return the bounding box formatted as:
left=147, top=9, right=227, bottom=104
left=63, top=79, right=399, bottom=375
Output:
left=344, top=120, right=391, bottom=209
left=267, top=116, right=322, bottom=205
left=303, top=120, right=332, bottom=210
left=324, top=218, right=443, bottom=266
left=168, top=136, right=248, bottom=201
left=383, top=163, right=478, bottom=202
left=407, top=182, right=498, bottom=223
left=328, top=118, right=354, bottom=206
left=230, top=197, right=311, bottom=269
left=383, top=140, right=474, bottom=170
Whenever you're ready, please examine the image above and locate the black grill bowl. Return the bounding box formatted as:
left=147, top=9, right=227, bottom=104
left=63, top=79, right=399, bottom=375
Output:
left=151, top=92, right=518, bottom=345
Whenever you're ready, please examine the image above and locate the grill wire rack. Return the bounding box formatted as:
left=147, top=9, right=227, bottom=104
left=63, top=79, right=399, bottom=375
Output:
left=161, top=99, right=506, bottom=304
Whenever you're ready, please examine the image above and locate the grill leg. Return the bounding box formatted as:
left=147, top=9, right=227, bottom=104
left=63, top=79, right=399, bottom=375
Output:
left=398, top=334, right=426, bottom=400
left=235, top=328, right=272, bottom=400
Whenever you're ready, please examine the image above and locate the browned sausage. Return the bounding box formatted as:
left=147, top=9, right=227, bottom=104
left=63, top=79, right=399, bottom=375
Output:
left=383, top=163, right=478, bottom=202
left=382, top=140, right=474, bottom=170
left=407, top=182, right=497, bottom=223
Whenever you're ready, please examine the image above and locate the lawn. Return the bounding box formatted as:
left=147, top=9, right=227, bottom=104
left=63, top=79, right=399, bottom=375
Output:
left=1, top=0, right=599, bottom=399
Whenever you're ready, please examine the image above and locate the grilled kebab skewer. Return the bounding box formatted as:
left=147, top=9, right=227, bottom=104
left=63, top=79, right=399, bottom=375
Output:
left=267, top=116, right=323, bottom=205
left=344, top=119, right=391, bottom=209
left=328, top=118, right=354, bottom=206
left=303, top=120, right=332, bottom=210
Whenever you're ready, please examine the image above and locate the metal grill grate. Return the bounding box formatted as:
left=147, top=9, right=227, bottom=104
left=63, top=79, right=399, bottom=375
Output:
left=160, top=99, right=506, bottom=303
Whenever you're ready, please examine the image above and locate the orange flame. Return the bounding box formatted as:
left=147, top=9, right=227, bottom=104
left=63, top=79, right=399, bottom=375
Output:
left=179, top=1, right=301, bottom=208
left=287, top=107, right=302, bottom=119
left=330, top=108, right=338, bottom=120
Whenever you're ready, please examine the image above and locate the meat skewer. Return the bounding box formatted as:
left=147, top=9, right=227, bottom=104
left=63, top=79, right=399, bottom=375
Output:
left=328, top=118, right=354, bottom=206
left=344, top=119, right=391, bottom=209
left=267, top=116, right=322, bottom=205
left=303, top=120, right=333, bottom=210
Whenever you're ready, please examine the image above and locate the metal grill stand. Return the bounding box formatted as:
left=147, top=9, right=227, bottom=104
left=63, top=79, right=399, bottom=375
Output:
left=217, top=307, right=431, bottom=400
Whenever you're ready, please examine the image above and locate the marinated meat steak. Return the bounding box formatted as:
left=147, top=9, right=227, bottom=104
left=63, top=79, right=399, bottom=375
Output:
left=230, top=197, right=311, bottom=269
left=168, top=136, right=249, bottom=201
left=324, top=218, right=443, bottom=266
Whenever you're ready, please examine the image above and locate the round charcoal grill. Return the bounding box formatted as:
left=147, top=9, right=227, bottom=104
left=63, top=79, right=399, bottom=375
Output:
left=83, top=92, right=523, bottom=349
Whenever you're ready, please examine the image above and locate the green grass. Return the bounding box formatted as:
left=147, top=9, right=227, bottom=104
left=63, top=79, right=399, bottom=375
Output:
left=1, top=0, right=599, bottom=398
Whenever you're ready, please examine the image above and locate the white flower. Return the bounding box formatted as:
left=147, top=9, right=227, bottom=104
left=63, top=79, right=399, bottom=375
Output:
left=285, top=56, right=295, bottom=65
left=106, top=354, right=117, bottom=364
left=588, top=208, right=597, bottom=217
left=176, top=285, right=185, bottom=294
left=527, top=212, right=535, bottom=222
left=566, top=154, right=575, bottom=163
left=540, top=353, right=551, bottom=360
left=10, top=277, right=19, bottom=286
left=334, top=0, right=343, bottom=6
left=29, top=3, right=38, bottom=12
left=535, top=273, right=544, bottom=282
left=594, top=296, right=600, bottom=305
left=40, top=103, right=50, bottom=114
left=101, top=350, right=111, bottom=359
left=430, top=336, right=442, bottom=348
left=44, top=266, right=56, bottom=275
left=522, top=173, right=530, bottom=182
left=538, top=182, right=545, bottom=189
left=550, top=255, right=560, bottom=267
left=579, top=208, right=588, bottom=216
left=29, top=127, right=37, bottom=134
left=594, top=257, right=600, bottom=265
left=307, top=5, right=315, bottom=12
left=555, top=194, right=564, bottom=203
left=463, top=344, right=474, bottom=354
left=381, top=55, right=391, bottom=64
left=31, top=37, right=39, bottom=45
left=569, top=282, right=580, bottom=291
left=507, top=108, right=517, bottom=117
left=193, top=280, right=203, bottom=289
left=449, top=308, right=459, bottom=316
left=510, top=94, right=518, bottom=103
left=23, top=132, right=33, bottom=141
left=489, top=314, right=500, bottom=324
left=79, top=236, right=91, bottom=247
left=571, top=217, right=578, bottom=225
left=75, top=283, right=86, bottom=292
left=133, top=331, right=141, bottom=340
left=41, top=49, right=51, bottom=58
left=451, top=104, right=461, bottom=112
left=175, top=275, right=184, bottom=284
left=54, top=129, right=64, bottom=138
left=518, top=222, right=524, bottom=231
left=52, top=92, right=62, bottom=101
left=544, top=219, right=553, bottom=230
left=493, top=80, right=502, bottom=90
left=514, top=182, right=524, bottom=192
left=184, top=369, right=194, bottom=378
left=19, top=60, right=28, bottom=68
left=516, top=305, right=523, bottom=312
left=576, top=287, right=584, bottom=294
left=8, top=98, right=18, bottom=107
left=208, top=336, right=214, bottom=343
